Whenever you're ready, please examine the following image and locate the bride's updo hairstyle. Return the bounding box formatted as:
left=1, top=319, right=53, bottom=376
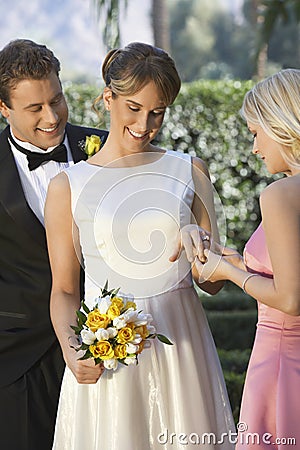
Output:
left=241, top=68, right=300, bottom=167
left=98, top=42, right=181, bottom=107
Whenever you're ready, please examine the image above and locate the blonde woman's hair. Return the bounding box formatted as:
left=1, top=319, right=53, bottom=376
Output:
left=94, top=42, right=181, bottom=111
left=241, top=68, right=300, bottom=166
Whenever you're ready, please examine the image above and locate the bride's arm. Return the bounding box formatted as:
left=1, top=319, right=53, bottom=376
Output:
left=45, top=173, right=104, bottom=383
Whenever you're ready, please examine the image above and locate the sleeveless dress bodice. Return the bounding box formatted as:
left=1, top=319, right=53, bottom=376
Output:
left=67, top=151, right=194, bottom=303
left=244, top=222, right=300, bottom=333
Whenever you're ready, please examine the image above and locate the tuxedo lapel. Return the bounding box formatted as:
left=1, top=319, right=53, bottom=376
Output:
left=66, top=123, right=108, bottom=162
left=0, top=126, right=46, bottom=247
left=66, top=123, right=88, bottom=162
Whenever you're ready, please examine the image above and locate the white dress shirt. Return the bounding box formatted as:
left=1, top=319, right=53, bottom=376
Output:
left=9, top=128, right=75, bottom=225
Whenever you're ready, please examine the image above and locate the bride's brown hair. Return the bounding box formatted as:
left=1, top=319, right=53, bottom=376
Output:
left=93, top=42, right=181, bottom=112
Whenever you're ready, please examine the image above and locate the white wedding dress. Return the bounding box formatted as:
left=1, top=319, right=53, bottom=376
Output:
left=52, top=150, right=235, bottom=450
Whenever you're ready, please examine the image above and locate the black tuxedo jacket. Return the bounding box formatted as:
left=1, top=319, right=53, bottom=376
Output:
left=0, top=123, right=108, bottom=387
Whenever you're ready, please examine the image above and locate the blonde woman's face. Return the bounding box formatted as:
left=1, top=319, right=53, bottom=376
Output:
left=103, top=81, right=167, bottom=153
left=247, top=122, right=290, bottom=175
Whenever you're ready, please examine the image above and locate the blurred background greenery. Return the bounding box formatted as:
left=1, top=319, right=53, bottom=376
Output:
left=93, top=0, right=300, bottom=81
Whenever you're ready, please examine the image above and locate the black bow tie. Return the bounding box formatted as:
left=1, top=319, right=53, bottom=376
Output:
left=9, top=134, right=68, bottom=171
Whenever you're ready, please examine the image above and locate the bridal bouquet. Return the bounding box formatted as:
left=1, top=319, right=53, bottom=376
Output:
left=70, top=282, right=172, bottom=371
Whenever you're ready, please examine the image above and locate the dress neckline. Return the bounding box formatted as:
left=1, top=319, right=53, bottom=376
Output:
left=82, top=150, right=169, bottom=170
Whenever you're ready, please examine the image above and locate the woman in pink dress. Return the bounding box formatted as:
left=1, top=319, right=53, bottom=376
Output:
left=179, top=69, right=300, bottom=449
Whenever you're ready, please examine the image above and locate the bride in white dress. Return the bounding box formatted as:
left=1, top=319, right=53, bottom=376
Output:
left=45, top=42, right=235, bottom=450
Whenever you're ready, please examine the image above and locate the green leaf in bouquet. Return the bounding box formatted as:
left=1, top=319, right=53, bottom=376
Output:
left=156, top=334, right=173, bottom=345
left=102, top=280, right=109, bottom=293
left=80, top=343, right=90, bottom=351
left=78, top=351, right=92, bottom=361
left=76, top=310, right=87, bottom=326
left=70, top=324, right=81, bottom=335
left=81, top=300, right=91, bottom=314
left=111, top=287, right=120, bottom=297
left=118, top=359, right=128, bottom=366
left=101, top=280, right=120, bottom=298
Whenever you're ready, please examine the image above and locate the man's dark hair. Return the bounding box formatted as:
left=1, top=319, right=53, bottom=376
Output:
left=0, top=39, right=61, bottom=107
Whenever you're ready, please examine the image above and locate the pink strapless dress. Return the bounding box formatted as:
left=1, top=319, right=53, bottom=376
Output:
left=236, top=223, right=300, bottom=449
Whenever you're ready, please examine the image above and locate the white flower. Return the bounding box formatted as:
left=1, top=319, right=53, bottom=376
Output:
left=131, top=333, right=143, bottom=344
left=97, top=295, right=111, bottom=314
left=107, top=327, right=118, bottom=338
left=95, top=328, right=109, bottom=341
left=147, top=325, right=156, bottom=334
left=104, top=359, right=118, bottom=371
left=122, top=294, right=134, bottom=306
left=124, top=356, right=137, bottom=366
left=113, top=315, right=127, bottom=329
left=124, top=308, right=138, bottom=323
left=80, top=329, right=96, bottom=345
left=126, top=343, right=139, bottom=354
left=134, top=312, right=151, bottom=326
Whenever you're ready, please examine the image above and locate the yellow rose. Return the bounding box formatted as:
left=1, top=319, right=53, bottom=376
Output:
left=137, top=340, right=145, bottom=354
left=85, top=135, right=102, bottom=157
left=117, top=326, right=135, bottom=344
left=111, top=297, right=124, bottom=309
left=114, top=344, right=127, bottom=359
left=135, top=325, right=149, bottom=339
left=89, top=340, right=114, bottom=360
left=86, top=309, right=109, bottom=332
left=124, top=301, right=137, bottom=311
left=107, top=304, right=120, bottom=320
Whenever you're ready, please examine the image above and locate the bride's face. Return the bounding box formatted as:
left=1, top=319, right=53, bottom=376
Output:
left=103, top=81, right=167, bottom=152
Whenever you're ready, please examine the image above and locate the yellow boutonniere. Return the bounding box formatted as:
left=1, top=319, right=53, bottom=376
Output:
left=78, top=134, right=102, bottom=158
left=85, top=135, right=102, bottom=157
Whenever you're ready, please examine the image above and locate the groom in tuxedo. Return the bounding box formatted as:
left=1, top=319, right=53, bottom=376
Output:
left=0, top=39, right=108, bottom=450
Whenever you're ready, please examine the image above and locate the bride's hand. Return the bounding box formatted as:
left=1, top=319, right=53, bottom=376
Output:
left=66, top=348, right=105, bottom=384
left=194, top=248, right=226, bottom=283
left=169, top=224, right=211, bottom=264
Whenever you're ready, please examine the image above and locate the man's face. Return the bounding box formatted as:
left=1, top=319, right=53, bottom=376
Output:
left=0, top=71, right=68, bottom=149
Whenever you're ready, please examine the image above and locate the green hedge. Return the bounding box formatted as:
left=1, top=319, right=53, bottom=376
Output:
left=207, top=310, right=256, bottom=350
left=223, top=370, right=246, bottom=423
left=217, top=349, right=251, bottom=423
left=201, top=287, right=257, bottom=311
left=218, top=348, right=251, bottom=374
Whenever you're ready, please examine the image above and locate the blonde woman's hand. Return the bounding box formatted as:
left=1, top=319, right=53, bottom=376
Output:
left=213, top=242, right=246, bottom=271
left=194, top=244, right=246, bottom=283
